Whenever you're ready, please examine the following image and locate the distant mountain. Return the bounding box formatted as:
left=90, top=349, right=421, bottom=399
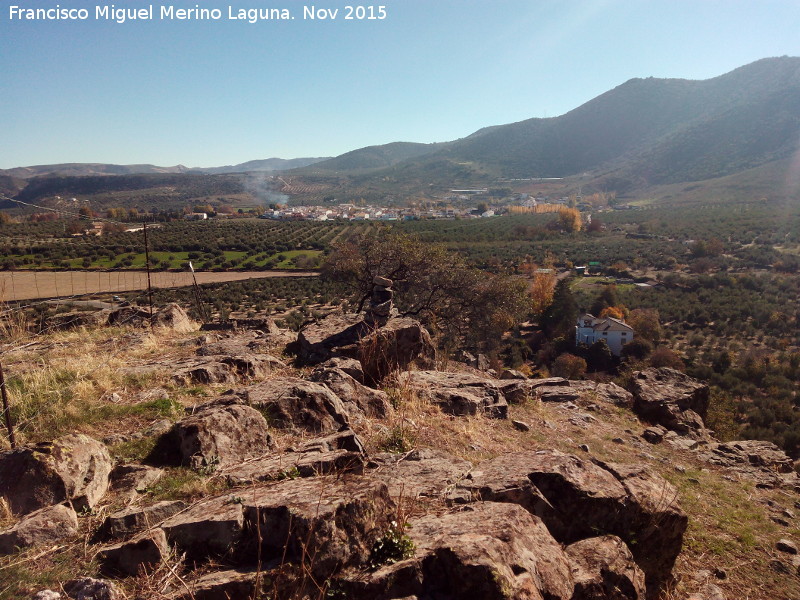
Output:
left=307, top=56, right=800, bottom=192
left=0, top=163, right=193, bottom=179
left=0, top=157, right=330, bottom=179
left=300, top=142, right=449, bottom=172
left=199, top=157, right=329, bottom=174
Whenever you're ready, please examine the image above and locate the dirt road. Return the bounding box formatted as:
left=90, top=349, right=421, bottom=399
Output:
left=0, top=270, right=318, bottom=302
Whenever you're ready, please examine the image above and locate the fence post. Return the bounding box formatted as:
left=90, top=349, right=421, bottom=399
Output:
left=143, top=222, right=155, bottom=329
left=0, top=361, right=17, bottom=448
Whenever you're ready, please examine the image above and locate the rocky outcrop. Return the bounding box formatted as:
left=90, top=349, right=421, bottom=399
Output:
left=94, top=501, right=187, bottom=542
left=108, top=464, right=163, bottom=501
left=96, top=529, right=170, bottom=577
left=219, top=429, right=366, bottom=485
left=238, top=377, right=350, bottom=433
left=367, top=448, right=472, bottom=499
left=311, top=365, right=393, bottom=420
left=63, top=578, right=121, bottom=600
left=0, top=434, right=112, bottom=515
left=397, top=370, right=508, bottom=418
left=340, top=502, right=575, bottom=600
left=107, top=303, right=197, bottom=332
left=296, top=311, right=435, bottom=384
left=171, top=354, right=286, bottom=386
left=566, top=535, right=646, bottom=600
left=147, top=402, right=273, bottom=469
left=0, top=504, right=78, bottom=554
left=166, top=568, right=267, bottom=600
left=458, top=449, right=686, bottom=592
left=629, top=368, right=710, bottom=438
left=701, top=440, right=800, bottom=488
left=357, top=317, right=436, bottom=384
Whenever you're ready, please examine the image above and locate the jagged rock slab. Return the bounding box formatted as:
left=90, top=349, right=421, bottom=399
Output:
left=367, top=448, right=472, bottom=499
left=0, top=433, right=112, bottom=515
left=63, top=578, right=121, bottom=600
left=396, top=370, right=508, bottom=418
left=318, top=356, right=365, bottom=382
left=96, top=529, right=170, bottom=577
left=701, top=440, right=800, bottom=489
left=458, top=449, right=686, bottom=592
left=94, top=500, right=187, bottom=542
left=340, top=502, right=575, bottom=600
left=238, top=377, right=351, bottom=433
left=356, top=317, right=436, bottom=384
left=166, top=568, right=270, bottom=600
left=160, top=494, right=245, bottom=561
left=630, top=368, right=710, bottom=438
left=220, top=430, right=366, bottom=485
left=196, top=326, right=294, bottom=356
left=108, top=464, right=163, bottom=501
left=311, top=366, right=393, bottom=419
left=0, top=504, right=78, bottom=554
left=171, top=354, right=286, bottom=386
left=297, top=312, right=365, bottom=365
left=241, top=476, right=395, bottom=579
left=566, top=535, right=646, bottom=600
left=148, top=402, right=272, bottom=469
left=536, top=386, right=582, bottom=403
left=569, top=380, right=635, bottom=407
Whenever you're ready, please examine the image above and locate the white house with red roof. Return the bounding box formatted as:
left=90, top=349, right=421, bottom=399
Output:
left=575, top=313, right=634, bottom=356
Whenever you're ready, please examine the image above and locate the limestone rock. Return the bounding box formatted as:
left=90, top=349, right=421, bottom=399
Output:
left=701, top=440, right=800, bottom=488
left=318, top=356, right=365, bottom=382
left=536, top=386, right=582, bottom=403
left=357, top=317, right=436, bottom=384
left=171, top=354, right=286, bottom=386
left=297, top=312, right=365, bottom=365
left=32, top=591, right=62, bottom=600
left=342, top=502, right=575, bottom=600
left=630, top=368, right=710, bottom=438
left=397, top=370, right=508, bottom=418
left=160, top=494, right=245, bottom=561
left=241, top=477, right=395, bottom=579
left=63, top=578, right=121, bottom=600
left=0, top=434, right=112, bottom=515
left=108, top=464, right=163, bottom=501
left=148, top=403, right=272, bottom=469
left=166, top=568, right=267, bottom=600
left=368, top=448, right=472, bottom=499
left=458, top=450, right=686, bottom=592
left=0, top=504, right=78, bottom=555
left=566, top=535, right=646, bottom=600
left=239, top=377, right=350, bottom=433
left=310, top=366, right=393, bottom=420
left=220, top=429, right=366, bottom=485
left=152, top=303, right=198, bottom=333
left=777, top=538, right=798, bottom=554
left=96, top=529, right=170, bottom=577
left=94, top=500, right=187, bottom=542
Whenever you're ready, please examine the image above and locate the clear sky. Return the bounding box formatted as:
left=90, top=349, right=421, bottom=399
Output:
left=2, top=0, right=800, bottom=169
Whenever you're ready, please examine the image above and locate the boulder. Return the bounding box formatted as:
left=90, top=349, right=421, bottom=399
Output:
left=0, top=434, right=112, bottom=515
left=342, top=502, right=575, bottom=600
left=94, top=500, right=187, bottom=542
left=62, top=578, right=121, bottom=600
left=318, top=356, right=365, bottom=382
left=458, top=450, right=686, bottom=592
left=220, top=429, right=366, bottom=485
left=240, top=477, right=396, bottom=579
left=166, top=568, right=268, bottom=600
left=367, top=448, right=472, bottom=499
left=630, top=368, right=710, bottom=438
left=171, top=354, right=286, bottom=386
left=536, top=386, right=582, bottom=403
left=147, top=402, right=272, bottom=469
left=108, top=464, right=163, bottom=501
left=310, top=366, right=393, bottom=420
left=239, top=377, right=351, bottom=433
left=701, top=440, right=800, bottom=488
left=297, top=312, right=435, bottom=384
left=96, top=529, right=170, bottom=577
left=297, top=312, right=366, bottom=365
left=152, top=303, right=198, bottom=333
left=160, top=494, right=246, bottom=561
left=0, top=504, right=78, bottom=554
left=357, top=317, right=436, bottom=384
left=397, top=371, right=508, bottom=419
left=33, top=591, right=62, bottom=600
left=566, top=535, right=646, bottom=600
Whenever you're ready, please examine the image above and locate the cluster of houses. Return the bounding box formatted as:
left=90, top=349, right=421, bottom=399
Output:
left=257, top=203, right=498, bottom=222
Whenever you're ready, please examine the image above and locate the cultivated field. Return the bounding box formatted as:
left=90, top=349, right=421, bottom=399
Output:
left=0, top=270, right=318, bottom=302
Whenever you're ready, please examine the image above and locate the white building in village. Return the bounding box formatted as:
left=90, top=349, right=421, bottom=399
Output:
left=575, top=313, right=634, bottom=356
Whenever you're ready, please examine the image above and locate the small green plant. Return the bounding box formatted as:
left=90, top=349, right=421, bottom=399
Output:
left=368, top=521, right=415, bottom=570
left=379, top=425, right=415, bottom=453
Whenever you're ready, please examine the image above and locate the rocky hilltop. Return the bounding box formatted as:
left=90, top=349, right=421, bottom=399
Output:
left=0, top=301, right=799, bottom=600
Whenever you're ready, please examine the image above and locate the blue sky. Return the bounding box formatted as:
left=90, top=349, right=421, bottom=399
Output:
left=2, top=0, right=800, bottom=168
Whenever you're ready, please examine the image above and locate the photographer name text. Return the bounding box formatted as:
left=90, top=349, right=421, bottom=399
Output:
left=7, top=4, right=387, bottom=24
